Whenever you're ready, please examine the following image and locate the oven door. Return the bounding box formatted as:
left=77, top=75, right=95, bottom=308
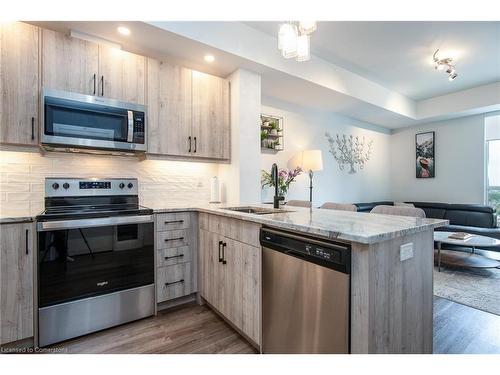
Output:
left=37, top=215, right=154, bottom=309
left=42, top=89, right=146, bottom=152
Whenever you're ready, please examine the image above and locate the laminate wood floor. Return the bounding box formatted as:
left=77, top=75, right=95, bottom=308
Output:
left=433, top=296, right=500, bottom=354
left=49, top=297, right=500, bottom=354
left=50, top=302, right=258, bottom=354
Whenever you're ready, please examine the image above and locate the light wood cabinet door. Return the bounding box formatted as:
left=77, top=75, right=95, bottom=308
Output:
left=98, top=46, right=146, bottom=104
left=199, top=229, right=222, bottom=310
left=191, top=71, right=230, bottom=160
left=222, top=237, right=260, bottom=344
left=0, top=222, right=34, bottom=345
left=0, top=22, right=39, bottom=145
left=42, top=28, right=99, bottom=95
left=147, top=59, right=192, bottom=155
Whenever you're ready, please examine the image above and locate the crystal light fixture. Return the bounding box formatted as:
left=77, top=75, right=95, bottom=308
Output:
left=433, top=49, right=458, bottom=81
left=278, top=21, right=316, bottom=62
left=299, top=21, right=317, bottom=35
left=296, top=34, right=310, bottom=62
left=279, top=23, right=299, bottom=59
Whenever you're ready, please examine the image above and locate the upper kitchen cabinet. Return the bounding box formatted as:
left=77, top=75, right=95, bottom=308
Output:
left=147, top=59, right=192, bottom=156
left=191, top=71, right=230, bottom=160
left=99, top=45, right=146, bottom=105
left=42, top=28, right=99, bottom=95
left=0, top=22, right=39, bottom=145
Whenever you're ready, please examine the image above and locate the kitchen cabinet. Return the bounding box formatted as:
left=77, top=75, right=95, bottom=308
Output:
left=191, top=71, right=230, bottom=160
left=147, top=59, right=230, bottom=160
left=42, top=28, right=99, bottom=95
left=0, top=22, right=39, bottom=145
left=98, top=45, right=146, bottom=105
left=198, top=214, right=260, bottom=345
left=0, top=222, right=34, bottom=345
left=155, top=212, right=197, bottom=304
left=42, top=29, right=146, bottom=104
left=147, top=59, right=192, bottom=156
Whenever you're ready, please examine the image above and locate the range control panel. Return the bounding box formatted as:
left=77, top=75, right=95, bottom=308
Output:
left=45, top=178, right=138, bottom=197
left=80, top=181, right=112, bottom=189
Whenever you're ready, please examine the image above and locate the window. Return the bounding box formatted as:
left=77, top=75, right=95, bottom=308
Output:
left=486, top=139, right=500, bottom=215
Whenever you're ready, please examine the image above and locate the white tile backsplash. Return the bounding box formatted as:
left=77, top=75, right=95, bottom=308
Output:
left=0, top=150, right=219, bottom=216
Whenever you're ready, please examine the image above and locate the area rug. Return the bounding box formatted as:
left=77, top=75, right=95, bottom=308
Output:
left=433, top=263, right=500, bottom=316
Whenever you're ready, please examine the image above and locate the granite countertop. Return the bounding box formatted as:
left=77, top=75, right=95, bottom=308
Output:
left=153, top=203, right=448, bottom=244
left=0, top=203, right=448, bottom=244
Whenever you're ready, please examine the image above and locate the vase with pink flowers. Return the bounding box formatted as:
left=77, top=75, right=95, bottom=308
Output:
left=261, top=166, right=302, bottom=199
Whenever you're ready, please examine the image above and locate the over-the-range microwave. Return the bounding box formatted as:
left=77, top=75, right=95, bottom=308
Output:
left=41, top=88, right=146, bottom=153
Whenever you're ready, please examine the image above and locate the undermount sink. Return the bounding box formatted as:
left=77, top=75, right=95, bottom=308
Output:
left=223, top=206, right=293, bottom=215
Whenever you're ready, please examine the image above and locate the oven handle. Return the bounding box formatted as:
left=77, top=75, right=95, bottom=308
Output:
left=37, top=215, right=154, bottom=232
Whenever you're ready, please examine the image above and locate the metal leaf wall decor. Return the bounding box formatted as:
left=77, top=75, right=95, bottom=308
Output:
left=325, top=132, right=373, bottom=174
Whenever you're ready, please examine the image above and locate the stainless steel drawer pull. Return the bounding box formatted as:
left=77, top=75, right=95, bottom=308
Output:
left=165, top=279, right=184, bottom=286
left=164, top=220, right=184, bottom=224
left=164, top=237, right=184, bottom=242
left=164, top=254, right=184, bottom=260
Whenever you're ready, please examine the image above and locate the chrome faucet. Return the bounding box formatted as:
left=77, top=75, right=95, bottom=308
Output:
left=271, top=163, right=282, bottom=209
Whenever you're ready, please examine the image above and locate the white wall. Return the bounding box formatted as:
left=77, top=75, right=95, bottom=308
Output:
left=0, top=150, right=219, bottom=217
left=218, top=69, right=262, bottom=204
left=390, top=114, right=487, bottom=204
left=260, top=98, right=392, bottom=207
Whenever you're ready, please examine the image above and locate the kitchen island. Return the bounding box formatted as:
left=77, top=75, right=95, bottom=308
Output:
left=153, top=203, right=448, bottom=354
left=1, top=203, right=447, bottom=353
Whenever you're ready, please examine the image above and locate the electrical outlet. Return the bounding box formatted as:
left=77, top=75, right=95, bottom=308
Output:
left=400, top=242, right=414, bottom=262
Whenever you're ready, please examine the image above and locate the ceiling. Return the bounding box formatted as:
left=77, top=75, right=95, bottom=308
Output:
left=245, top=21, right=500, bottom=100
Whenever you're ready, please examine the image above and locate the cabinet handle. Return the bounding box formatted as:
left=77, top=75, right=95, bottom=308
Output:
left=165, top=279, right=184, bottom=286
left=164, top=236, right=184, bottom=242
left=164, top=220, right=184, bottom=224
left=222, top=242, right=227, bottom=265
left=100, top=75, right=104, bottom=96
left=218, top=240, right=223, bottom=262
left=188, top=136, right=192, bottom=153
left=164, top=254, right=184, bottom=260
left=25, top=229, right=29, bottom=255
left=193, top=137, right=197, bottom=153
left=93, top=74, right=96, bottom=95
left=31, top=117, right=34, bottom=140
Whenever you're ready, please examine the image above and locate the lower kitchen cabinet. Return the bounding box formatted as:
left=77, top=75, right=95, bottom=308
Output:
left=199, top=219, right=261, bottom=345
left=155, top=213, right=197, bottom=304
left=0, top=222, right=34, bottom=345
left=157, top=263, right=192, bottom=302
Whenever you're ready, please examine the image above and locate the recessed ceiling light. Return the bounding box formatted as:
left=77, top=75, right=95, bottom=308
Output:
left=204, top=54, right=215, bottom=63
left=117, top=26, right=131, bottom=36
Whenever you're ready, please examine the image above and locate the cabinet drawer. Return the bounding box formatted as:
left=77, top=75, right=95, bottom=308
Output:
left=157, top=246, right=192, bottom=267
left=156, top=263, right=192, bottom=302
left=157, top=229, right=191, bottom=249
left=199, top=213, right=260, bottom=247
left=156, top=212, right=191, bottom=231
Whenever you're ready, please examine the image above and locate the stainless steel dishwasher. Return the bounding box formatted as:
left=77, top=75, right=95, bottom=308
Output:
left=261, top=227, right=351, bottom=354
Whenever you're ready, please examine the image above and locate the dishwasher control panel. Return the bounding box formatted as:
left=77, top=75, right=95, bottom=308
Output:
left=260, top=227, right=351, bottom=274
left=306, top=244, right=342, bottom=263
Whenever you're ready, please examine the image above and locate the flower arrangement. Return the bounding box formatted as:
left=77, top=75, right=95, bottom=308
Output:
left=261, top=166, right=302, bottom=197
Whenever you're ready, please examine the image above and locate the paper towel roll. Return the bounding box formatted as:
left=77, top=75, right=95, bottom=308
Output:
left=210, top=176, right=220, bottom=203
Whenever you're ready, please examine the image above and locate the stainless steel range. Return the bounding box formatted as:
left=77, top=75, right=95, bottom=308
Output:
left=36, top=178, right=155, bottom=347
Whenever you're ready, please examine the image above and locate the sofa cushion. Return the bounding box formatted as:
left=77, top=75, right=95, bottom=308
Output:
left=407, top=202, right=447, bottom=219
left=444, top=210, right=495, bottom=228
left=354, top=201, right=393, bottom=212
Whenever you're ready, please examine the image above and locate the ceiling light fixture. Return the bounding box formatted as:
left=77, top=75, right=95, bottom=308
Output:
left=433, top=49, right=458, bottom=81
left=278, top=21, right=316, bottom=62
left=117, top=26, right=131, bottom=36
left=204, top=54, right=215, bottom=63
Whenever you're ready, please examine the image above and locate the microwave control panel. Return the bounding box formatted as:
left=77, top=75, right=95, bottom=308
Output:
left=133, top=112, right=145, bottom=144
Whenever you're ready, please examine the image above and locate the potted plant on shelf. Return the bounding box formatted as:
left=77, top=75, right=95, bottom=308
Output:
left=261, top=130, right=269, bottom=148
left=269, top=121, right=279, bottom=136
left=261, top=166, right=302, bottom=200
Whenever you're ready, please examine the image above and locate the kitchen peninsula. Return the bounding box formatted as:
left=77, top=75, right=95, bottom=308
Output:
left=1, top=202, right=447, bottom=353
